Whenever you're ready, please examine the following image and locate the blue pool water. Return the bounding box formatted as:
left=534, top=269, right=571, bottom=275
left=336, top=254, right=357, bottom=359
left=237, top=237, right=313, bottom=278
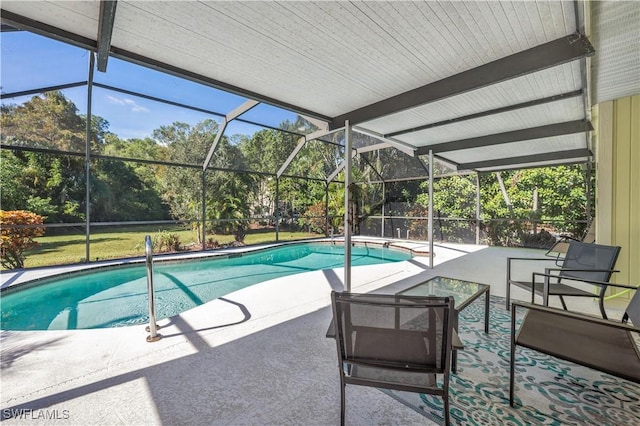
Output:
left=0, top=243, right=410, bottom=331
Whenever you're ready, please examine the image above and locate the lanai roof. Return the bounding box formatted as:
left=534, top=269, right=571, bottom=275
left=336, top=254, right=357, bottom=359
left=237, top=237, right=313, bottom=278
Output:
left=1, top=1, right=639, bottom=173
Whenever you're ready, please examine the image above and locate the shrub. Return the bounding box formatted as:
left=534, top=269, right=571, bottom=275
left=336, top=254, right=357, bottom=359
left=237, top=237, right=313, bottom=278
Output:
left=152, top=230, right=181, bottom=253
left=234, top=226, right=246, bottom=243
left=0, top=210, right=45, bottom=269
left=206, top=237, right=220, bottom=249
left=300, top=202, right=327, bottom=234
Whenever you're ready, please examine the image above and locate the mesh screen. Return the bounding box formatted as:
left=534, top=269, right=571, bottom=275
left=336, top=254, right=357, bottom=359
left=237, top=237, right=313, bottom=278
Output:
left=286, top=139, right=344, bottom=180
left=358, top=148, right=429, bottom=182
left=1, top=87, right=89, bottom=153
left=93, top=57, right=247, bottom=114
left=1, top=32, right=88, bottom=95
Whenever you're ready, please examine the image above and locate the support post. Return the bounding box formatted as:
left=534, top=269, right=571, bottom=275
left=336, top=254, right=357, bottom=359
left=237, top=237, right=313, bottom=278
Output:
left=145, top=235, right=161, bottom=342
left=344, top=121, right=352, bottom=291
left=325, top=182, right=330, bottom=237
left=275, top=177, right=280, bottom=241
left=84, top=52, right=95, bottom=263
left=476, top=173, right=481, bottom=245
left=202, top=170, right=206, bottom=250
left=428, top=150, right=434, bottom=268
left=381, top=181, right=386, bottom=238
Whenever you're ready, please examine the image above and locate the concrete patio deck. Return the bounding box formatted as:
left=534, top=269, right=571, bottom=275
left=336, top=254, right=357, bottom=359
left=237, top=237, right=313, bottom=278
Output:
left=0, top=241, right=629, bottom=425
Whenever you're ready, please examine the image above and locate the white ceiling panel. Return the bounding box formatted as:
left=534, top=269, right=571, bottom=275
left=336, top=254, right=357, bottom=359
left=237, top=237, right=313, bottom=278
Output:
left=441, top=133, right=587, bottom=164
left=1, top=0, right=636, bottom=172
left=2, top=0, right=98, bottom=40
left=362, top=62, right=583, bottom=135
left=102, top=0, right=580, bottom=118
left=436, top=134, right=590, bottom=172
left=591, top=1, right=640, bottom=103
left=394, top=97, right=585, bottom=148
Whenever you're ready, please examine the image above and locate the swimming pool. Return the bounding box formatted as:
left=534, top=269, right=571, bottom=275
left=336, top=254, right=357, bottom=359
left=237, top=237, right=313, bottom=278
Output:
left=0, top=242, right=411, bottom=331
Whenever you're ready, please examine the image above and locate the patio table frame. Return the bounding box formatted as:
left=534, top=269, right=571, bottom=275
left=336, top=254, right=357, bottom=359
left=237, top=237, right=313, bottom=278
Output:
left=397, top=276, right=490, bottom=372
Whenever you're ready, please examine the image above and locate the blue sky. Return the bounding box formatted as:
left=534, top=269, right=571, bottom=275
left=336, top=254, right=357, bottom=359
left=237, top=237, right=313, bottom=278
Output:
left=1, top=31, right=298, bottom=140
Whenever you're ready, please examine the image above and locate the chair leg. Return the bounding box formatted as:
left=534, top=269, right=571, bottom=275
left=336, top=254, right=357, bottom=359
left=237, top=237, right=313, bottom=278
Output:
left=558, top=295, right=568, bottom=311
left=443, top=395, right=450, bottom=425
left=340, top=384, right=346, bottom=426
left=506, top=265, right=511, bottom=310
left=509, top=305, right=517, bottom=407
left=598, top=297, right=608, bottom=319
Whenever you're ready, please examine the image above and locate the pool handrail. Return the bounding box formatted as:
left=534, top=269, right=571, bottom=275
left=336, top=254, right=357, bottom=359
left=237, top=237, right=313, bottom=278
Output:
left=145, top=235, right=162, bottom=342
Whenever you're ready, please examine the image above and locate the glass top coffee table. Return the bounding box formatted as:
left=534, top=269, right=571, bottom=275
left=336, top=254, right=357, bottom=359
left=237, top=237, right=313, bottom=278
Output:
left=397, top=276, right=490, bottom=372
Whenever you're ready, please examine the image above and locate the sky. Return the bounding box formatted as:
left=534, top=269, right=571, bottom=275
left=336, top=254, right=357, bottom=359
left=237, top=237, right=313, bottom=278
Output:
left=1, top=30, right=298, bottom=140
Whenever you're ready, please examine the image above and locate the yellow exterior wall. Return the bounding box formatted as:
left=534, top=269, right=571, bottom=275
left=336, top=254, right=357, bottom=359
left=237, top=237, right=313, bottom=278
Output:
left=595, top=94, right=640, bottom=288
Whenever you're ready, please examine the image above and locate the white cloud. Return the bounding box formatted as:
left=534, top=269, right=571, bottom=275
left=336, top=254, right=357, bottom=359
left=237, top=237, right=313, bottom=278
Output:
left=106, top=95, right=149, bottom=113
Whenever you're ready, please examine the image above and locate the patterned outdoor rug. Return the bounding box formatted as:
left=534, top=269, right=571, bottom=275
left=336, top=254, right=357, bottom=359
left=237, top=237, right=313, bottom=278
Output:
left=386, top=295, right=640, bottom=425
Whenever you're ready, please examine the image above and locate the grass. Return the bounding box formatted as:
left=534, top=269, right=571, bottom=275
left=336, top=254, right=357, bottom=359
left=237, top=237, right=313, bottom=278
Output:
left=12, top=225, right=321, bottom=269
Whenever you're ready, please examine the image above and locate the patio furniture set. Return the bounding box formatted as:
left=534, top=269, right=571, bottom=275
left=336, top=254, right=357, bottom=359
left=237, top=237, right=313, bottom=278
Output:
left=328, top=240, right=640, bottom=425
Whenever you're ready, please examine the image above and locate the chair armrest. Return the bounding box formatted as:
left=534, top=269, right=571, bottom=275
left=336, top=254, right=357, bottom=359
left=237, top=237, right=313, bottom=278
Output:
left=512, top=301, right=640, bottom=333
left=507, top=257, right=557, bottom=262
left=531, top=273, right=637, bottom=290
left=507, top=257, right=558, bottom=281
left=542, top=268, right=620, bottom=274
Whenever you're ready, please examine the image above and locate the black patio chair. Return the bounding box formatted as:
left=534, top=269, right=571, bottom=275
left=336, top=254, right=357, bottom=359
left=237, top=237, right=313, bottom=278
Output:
left=506, top=241, right=620, bottom=318
left=330, top=291, right=454, bottom=426
left=509, top=284, right=640, bottom=407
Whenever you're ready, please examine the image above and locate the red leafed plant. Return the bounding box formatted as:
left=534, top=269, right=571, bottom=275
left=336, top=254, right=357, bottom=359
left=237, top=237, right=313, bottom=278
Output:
left=0, top=210, right=45, bottom=269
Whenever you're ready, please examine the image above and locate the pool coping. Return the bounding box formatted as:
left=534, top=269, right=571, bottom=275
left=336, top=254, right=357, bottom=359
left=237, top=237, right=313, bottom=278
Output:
left=0, top=236, right=425, bottom=291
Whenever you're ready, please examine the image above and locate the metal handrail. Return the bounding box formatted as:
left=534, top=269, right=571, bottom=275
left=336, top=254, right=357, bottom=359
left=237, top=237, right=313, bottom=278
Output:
left=145, top=235, right=161, bottom=342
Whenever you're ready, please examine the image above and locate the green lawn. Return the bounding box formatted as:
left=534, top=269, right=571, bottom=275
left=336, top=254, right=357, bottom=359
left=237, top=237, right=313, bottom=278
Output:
left=15, top=225, right=321, bottom=269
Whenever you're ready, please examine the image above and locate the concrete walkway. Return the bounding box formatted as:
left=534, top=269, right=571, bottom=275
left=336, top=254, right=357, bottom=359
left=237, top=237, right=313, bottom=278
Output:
left=0, top=241, right=624, bottom=425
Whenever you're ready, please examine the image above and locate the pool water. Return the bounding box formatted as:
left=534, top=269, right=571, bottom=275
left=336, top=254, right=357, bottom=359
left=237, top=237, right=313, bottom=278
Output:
left=0, top=243, right=410, bottom=331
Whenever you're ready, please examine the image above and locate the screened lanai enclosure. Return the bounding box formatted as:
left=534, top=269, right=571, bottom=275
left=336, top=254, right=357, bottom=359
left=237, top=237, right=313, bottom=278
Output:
left=2, top=1, right=637, bottom=270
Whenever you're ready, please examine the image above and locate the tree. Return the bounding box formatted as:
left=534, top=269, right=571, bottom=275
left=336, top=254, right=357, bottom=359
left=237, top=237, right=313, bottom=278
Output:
left=1, top=92, right=171, bottom=223
left=155, top=119, right=257, bottom=236
left=1, top=91, right=86, bottom=151
left=415, top=174, right=478, bottom=242
left=0, top=210, right=45, bottom=269
left=477, top=167, right=590, bottom=245
left=0, top=149, right=87, bottom=222
left=99, top=135, right=171, bottom=221
left=1, top=93, right=92, bottom=222
left=0, top=150, right=31, bottom=210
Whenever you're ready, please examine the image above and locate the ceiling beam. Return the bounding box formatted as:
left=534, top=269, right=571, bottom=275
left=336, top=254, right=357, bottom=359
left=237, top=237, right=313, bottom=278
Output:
left=97, top=1, right=118, bottom=72
left=457, top=148, right=592, bottom=171
left=355, top=142, right=392, bottom=154
left=415, top=120, right=593, bottom=155
left=351, top=126, right=416, bottom=157
left=386, top=89, right=583, bottom=137
left=299, top=115, right=329, bottom=133
left=277, top=127, right=345, bottom=177
left=203, top=99, right=259, bottom=171
left=330, top=33, right=595, bottom=129
left=277, top=138, right=307, bottom=178
left=1, top=23, right=20, bottom=32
